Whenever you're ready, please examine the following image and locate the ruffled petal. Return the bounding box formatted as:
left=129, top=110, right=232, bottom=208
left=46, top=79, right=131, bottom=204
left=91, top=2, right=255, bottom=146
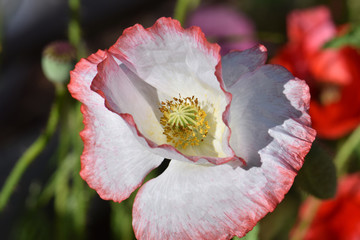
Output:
left=109, top=17, right=223, bottom=99
left=223, top=48, right=316, bottom=167
left=68, top=51, right=163, bottom=202
left=221, top=45, right=267, bottom=88
left=133, top=152, right=305, bottom=240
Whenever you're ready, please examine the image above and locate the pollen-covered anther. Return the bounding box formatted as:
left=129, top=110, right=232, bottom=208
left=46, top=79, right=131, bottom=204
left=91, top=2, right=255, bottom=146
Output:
left=159, top=95, right=210, bottom=149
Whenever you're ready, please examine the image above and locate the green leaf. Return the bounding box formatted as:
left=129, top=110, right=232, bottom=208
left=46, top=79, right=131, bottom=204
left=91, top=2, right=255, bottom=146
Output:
left=323, top=25, right=360, bottom=49
left=233, top=224, right=259, bottom=240
left=296, top=139, right=337, bottom=199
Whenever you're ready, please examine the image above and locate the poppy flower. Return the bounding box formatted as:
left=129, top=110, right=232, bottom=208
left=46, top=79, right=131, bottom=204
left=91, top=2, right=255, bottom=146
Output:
left=295, top=173, right=360, bottom=240
left=68, top=17, right=315, bottom=239
left=272, top=6, right=360, bottom=139
left=187, top=5, right=256, bottom=55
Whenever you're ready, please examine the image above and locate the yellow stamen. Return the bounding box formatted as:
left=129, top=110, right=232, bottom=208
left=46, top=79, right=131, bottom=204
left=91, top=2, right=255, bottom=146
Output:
left=159, top=95, right=210, bottom=149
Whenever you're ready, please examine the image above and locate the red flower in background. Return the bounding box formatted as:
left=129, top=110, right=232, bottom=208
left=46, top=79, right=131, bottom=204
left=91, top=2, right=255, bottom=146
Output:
left=272, top=6, right=360, bottom=139
left=296, top=174, right=360, bottom=240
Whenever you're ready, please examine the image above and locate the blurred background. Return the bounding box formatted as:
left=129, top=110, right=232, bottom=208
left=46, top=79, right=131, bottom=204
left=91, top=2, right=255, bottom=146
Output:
left=1, top=0, right=360, bottom=239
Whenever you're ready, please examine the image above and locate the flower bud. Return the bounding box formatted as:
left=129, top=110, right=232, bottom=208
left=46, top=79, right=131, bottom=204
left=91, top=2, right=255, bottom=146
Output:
left=42, top=41, right=76, bottom=83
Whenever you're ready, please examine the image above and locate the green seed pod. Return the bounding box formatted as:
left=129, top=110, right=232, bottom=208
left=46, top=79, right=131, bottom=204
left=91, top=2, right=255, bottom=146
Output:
left=42, top=41, right=76, bottom=83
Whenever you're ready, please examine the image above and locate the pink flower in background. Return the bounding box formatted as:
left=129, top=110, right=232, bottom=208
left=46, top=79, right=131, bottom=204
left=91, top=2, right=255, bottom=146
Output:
left=295, top=174, right=360, bottom=240
left=68, top=17, right=315, bottom=239
left=187, top=6, right=256, bottom=55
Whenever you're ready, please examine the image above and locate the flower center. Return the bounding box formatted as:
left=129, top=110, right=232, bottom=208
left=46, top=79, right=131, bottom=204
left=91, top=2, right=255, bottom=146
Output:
left=159, top=95, right=210, bottom=149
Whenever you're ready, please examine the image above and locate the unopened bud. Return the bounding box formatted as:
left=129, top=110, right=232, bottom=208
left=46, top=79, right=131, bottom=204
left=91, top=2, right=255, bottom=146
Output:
left=42, top=41, right=76, bottom=83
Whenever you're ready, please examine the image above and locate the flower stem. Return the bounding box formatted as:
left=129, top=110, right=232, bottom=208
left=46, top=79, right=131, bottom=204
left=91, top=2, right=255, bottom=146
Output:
left=289, top=197, right=321, bottom=240
left=334, top=125, right=360, bottom=176
left=68, top=0, right=81, bottom=47
left=0, top=84, right=64, bottom=211
left=68, top=0, right=86, bottom=59
left=173, top=0, right=201, bottom=25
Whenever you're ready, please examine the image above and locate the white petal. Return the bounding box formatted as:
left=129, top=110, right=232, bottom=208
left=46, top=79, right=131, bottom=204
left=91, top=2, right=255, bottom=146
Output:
left=68, top=51, right=163, bottom=202
left=91, top=52, right=166, bottom=145
left=133, top=159, right=297, bottom=240
left=227, top=64, right=315, bottom=167
left=222, top=45, right=267, bottom=88
left=109, top=18, right=223, bottom=101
